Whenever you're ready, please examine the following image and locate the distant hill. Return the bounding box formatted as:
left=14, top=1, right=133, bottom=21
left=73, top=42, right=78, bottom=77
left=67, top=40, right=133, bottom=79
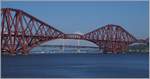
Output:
left=128, top=43, right=149, bottom=53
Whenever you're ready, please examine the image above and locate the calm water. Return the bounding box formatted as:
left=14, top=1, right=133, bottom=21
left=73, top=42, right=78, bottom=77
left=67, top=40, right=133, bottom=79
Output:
left=1, top=53, right=149, bottom=78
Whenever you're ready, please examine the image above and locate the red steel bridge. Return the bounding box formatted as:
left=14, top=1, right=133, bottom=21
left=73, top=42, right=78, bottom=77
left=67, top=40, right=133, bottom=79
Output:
left=1, top=8, right=149, bottom=55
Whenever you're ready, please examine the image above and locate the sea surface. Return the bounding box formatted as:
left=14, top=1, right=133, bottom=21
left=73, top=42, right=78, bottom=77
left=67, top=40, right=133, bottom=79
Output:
left=1, top=53, right=149, bottom=78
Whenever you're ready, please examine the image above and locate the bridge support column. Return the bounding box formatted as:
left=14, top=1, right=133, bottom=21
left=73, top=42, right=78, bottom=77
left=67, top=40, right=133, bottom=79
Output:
left=102, top=42, right=129, bottom=53
left=19, top=49, right=29, bottom=55
left=9, top=50, right=17, bottom=56
left=98, top=46, right=103, bottom=53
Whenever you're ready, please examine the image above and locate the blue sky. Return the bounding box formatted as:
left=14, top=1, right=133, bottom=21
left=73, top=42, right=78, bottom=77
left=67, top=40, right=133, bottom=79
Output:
left=2, top=1, right=149, bottom=46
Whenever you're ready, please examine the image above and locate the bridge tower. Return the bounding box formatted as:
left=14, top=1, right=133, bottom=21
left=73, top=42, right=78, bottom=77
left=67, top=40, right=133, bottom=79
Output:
left=83, top=24, right=137, bottom=53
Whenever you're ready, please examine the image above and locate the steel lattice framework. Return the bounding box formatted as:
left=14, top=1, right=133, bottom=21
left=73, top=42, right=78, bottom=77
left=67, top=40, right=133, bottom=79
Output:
left=1, top=8, right=64, bottom=55
left=83, top=24, right=137, bottom=53
left=1, top=8, right=147, bottom=55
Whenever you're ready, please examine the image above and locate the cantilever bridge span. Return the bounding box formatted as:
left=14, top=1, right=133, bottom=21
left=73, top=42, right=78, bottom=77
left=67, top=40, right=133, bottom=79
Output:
left=1, top=8, right=148, bottom=55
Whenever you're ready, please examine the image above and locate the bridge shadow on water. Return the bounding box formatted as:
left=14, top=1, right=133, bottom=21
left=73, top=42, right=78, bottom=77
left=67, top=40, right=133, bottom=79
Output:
left=1, top=53, right=149, bottom=78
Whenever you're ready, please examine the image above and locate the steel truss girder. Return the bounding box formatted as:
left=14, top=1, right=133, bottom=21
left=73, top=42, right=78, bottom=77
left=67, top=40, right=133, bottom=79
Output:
left=1, top=8, right=64, bottom=55
left=1, top=8, right=146, bottom=55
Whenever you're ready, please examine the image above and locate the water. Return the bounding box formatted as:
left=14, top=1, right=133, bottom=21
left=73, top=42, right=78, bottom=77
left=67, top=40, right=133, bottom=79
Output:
left=1, top=53, right=149, bottom=78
